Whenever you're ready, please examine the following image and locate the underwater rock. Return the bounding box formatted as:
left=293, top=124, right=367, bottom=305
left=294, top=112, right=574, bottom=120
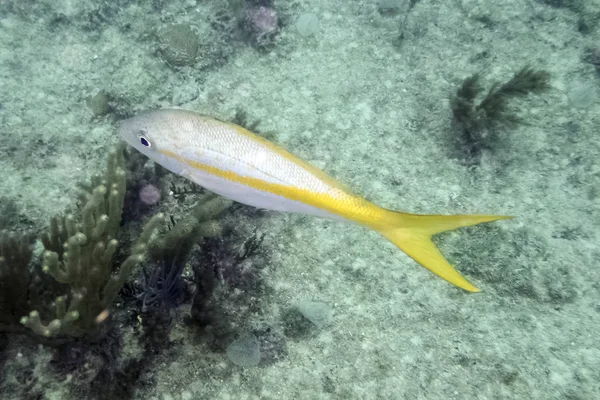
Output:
left=242, top=5, right=279, bottom=47
left=157, top=23, right=200, bottom=68
left=296, top=301, right=332, bottom=328
left=226, top=332, right=261, bottom=367
left=283, top=301, right=333, bottom=338
left=295, top=13, right=319, bottom=37
left=86, top=90, right=111, bottom=117
left=567, top=80, right=598, bottom=109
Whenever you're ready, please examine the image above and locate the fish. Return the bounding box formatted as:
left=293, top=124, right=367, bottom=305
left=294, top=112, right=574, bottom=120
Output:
left=118, top=108, right=511, bottom=292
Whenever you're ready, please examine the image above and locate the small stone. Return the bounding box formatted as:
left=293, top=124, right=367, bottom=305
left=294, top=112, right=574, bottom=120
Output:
left=296, top=301, right=332, bottom=328
left=283, top=301, right=333, bottom=338
left=567, top=80, right=598, bottom=109
left=86, top=90, right=111, bottom=116
left=296, top=13, right=319, bottom=37
left=158, top=23, right=200, bottom=68
left=226, top=333, right=261, bottom=367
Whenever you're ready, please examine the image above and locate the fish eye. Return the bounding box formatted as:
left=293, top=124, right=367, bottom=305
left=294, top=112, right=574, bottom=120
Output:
left=137, top=131, right=152, bottom=148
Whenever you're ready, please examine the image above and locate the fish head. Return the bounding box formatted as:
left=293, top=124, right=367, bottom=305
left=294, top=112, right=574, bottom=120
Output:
left=117, top=109, right=190, bottom=176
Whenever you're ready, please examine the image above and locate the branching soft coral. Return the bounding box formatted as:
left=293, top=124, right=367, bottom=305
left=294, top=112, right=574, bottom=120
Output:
left=450, top=66, right=551, bottom=158
left=20, top=144, right=163, bottom=338
left=142, top=193, right=231, bottom=310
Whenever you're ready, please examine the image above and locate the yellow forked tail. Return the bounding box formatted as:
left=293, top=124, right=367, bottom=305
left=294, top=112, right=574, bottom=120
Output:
left=372, top=211, right=512, bottom=292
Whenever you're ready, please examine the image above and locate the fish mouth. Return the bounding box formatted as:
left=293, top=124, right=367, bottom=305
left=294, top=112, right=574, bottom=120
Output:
left=116, top=118, right=131, bottom=137
left=116, top=119, right=140, bottom=147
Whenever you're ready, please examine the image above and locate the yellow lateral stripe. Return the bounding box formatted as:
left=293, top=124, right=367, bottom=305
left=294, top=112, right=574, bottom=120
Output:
left=227, top=122, right=357, bottom=195
left=159, top=148, right=384, bottom=224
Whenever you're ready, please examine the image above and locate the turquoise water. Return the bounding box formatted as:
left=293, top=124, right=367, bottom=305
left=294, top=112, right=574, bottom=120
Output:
left=1, top=0, right=599, bottom=399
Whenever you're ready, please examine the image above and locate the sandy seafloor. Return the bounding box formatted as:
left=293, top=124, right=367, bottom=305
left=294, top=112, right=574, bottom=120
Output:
left=1, top=0, right=600, bottom=399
